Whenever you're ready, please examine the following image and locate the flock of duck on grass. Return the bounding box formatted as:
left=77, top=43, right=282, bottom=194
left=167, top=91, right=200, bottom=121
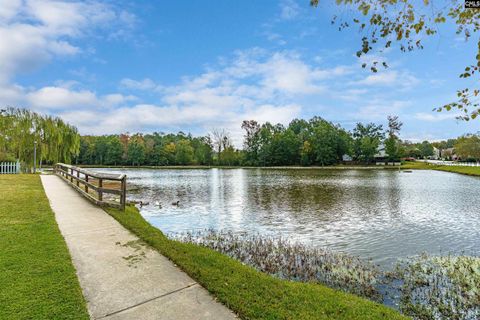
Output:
left=171, top=230, right=479, bottom=320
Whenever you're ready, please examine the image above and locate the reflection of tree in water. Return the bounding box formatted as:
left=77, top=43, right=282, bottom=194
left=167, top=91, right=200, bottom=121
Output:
left=384, top=172, right=402, bottom=217
left=244, top=170, right=345, bottom=218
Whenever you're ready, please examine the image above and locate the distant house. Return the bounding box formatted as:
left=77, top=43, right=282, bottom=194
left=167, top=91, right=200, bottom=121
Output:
left=430, top=147, right=440, bottom=160
left=374, top=143, right=387, bottom=162
left=441, top=148, right=458, bottom=160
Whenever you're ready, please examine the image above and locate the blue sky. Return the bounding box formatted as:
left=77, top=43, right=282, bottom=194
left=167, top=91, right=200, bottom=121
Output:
left=1, top=0, right=478, bottom=145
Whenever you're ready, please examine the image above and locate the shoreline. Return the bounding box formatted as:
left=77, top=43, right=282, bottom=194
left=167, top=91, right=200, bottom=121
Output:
left=42, top=162, right=480, bottom=177
left=74, top=164, right=402, bottom=170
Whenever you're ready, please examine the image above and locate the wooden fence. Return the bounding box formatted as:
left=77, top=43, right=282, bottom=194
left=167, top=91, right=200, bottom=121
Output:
left=419, top=160, right=480, bottom=167
left=0, top=161, right=20, bottom=174
left=54, top=163, right=127, bottom=210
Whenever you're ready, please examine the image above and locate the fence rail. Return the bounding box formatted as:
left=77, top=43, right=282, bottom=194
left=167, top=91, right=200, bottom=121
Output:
left=0, top=161, right=20, bottom=174
left=54, top=163, right=127, bottom=210
left=419, top=160, right=480, bottom=167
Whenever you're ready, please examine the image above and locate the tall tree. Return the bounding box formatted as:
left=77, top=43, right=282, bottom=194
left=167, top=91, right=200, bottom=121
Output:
left=241, top=120, right=261, bottom=165
left=0, top=108, right=79, bottom=170
left=419, top=141, right=434, bottom=158
left=211, top=128, right=229, bottom=164
left=454, top=134, right=480, bottom=159
left=175, top=139, right=194, bottom=165
left=127, top=135, right=145, bottom=166
left=353, top=122, right=384, bottom=163
left=385, top=115, right=403, bottom=161
left=105, top=137, right=124, bottom=165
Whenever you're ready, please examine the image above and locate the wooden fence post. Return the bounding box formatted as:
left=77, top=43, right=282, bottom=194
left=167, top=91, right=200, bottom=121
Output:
left=98, top=179, right=103, bottom=201
left=120, top=176, right=126, bottom=211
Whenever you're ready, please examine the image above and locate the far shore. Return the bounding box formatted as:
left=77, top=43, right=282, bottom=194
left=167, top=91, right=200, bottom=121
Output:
left=39, top=162, right=480, bottom=177
left=72, top=164, right=403, bottom=170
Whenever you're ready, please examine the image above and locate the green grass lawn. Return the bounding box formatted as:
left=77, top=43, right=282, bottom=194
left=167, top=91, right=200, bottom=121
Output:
left=106, top=205, right=407, bottom=320
left=401, top=161, right=480, bottom=176
left=0, top=175, right=89, bottom=320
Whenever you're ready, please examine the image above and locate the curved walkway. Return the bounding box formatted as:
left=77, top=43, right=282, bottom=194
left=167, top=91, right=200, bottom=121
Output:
left=41, top=174, right=236, bottom=320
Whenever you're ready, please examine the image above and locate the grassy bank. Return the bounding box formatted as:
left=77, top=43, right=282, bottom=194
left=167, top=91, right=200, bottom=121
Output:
left=0, top=175, right=89, bottom=319
left=401, top=161, right=480, bottom=177
left=105, top=205, right=406, bottom=320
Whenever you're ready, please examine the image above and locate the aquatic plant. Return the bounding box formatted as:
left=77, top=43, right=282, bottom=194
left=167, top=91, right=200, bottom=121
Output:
left=392, top=254, right=480, bottom=320
left=172, top=230, right=382, bottom=300
left=173, top=230, right=480, bottom=319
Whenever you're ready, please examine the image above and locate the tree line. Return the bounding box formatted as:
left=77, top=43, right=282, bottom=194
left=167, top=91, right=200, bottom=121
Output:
left=0, top=108, right=80, bottom=171
left=2, top=108, right=478, bottom=168
left=75, top=115, right=412, bottom=167
left=404, top=135, right=480, bottom=161
left=75, top=116, right=480, bottom=167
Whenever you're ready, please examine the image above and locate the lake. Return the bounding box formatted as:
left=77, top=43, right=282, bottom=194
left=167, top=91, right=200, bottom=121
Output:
left=97, top=168, right=480, bottom=267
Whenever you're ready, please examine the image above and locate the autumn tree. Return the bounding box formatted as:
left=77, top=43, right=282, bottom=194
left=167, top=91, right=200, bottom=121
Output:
left=454, top=134, right=480, bottom=159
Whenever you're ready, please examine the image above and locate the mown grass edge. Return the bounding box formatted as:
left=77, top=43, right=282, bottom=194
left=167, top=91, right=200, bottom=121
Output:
left=401, top=161, right=480, bottom=177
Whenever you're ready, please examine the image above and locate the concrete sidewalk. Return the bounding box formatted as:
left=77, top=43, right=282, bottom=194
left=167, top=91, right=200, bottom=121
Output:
left=41, top=175, right=236, bottom=320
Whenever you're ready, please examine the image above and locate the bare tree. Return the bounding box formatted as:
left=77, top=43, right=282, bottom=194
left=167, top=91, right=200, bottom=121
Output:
left=210, top=128, right=229, bottom=162
left=387, top=115, right=403, bottom=140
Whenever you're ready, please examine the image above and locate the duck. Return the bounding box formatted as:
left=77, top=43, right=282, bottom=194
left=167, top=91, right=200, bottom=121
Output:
left=171, top=200, right=180, bottom=206
left=139, top=201, right=149, bottom=207
left=154, top=201, right=162, bottom=208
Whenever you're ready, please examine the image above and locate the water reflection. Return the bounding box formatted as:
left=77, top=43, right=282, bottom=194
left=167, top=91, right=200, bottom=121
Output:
left=96, top=168, right=480, bottom=267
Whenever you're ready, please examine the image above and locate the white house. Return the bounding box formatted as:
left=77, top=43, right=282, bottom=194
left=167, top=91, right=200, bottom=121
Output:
left=430, top=147, right=440, bottom=160
left=374, top=143, right=387, bottom=159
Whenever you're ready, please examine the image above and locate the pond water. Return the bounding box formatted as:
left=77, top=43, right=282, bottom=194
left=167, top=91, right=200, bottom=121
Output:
left=97, top=168, right=480, bottom=267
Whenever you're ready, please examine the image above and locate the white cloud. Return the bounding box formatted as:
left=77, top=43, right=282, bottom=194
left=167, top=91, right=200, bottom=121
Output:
left=0, top=83, right=25, bottom=106
left=103, top=93, right=137, bottom=106
left=0, top=0, right=22, bottom=21
left=355, top=70, right=419, bottom=89
left=120, top=78, right=162, bottom=91
left=260, top=53, right=327, bottom=94
left=1, top=34, right=429, bottom=145
left=59, top=50, right=319, bottom=143
left=279, top=0, right=300, bottom=20
left=24, top=85, right=136, bottom=110
left=27, top=87, right=98, bottom=109
left=352, top=99, right=412, bottom=121
left=0, top=0, right=136, bottom=80
left=414, top=112, right=461, bottom=122
left=59, top=103, right=301, bottom=147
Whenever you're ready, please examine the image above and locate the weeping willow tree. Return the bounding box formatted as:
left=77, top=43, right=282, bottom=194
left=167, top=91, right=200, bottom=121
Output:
left=0, top=107, right=80, bottom=171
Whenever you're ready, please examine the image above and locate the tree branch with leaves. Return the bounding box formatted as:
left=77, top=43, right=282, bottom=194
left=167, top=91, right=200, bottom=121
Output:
left=311, top=0, right=480, bottom=120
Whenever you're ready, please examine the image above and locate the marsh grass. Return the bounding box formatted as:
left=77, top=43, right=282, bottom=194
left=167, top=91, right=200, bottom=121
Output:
left=392, top=254, right=480, bottom=320
left=107, top=205, right=406, bottom=319
left=172, top=230, right=382, bottom=300
left=174, top=230, right=480, bottom=320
